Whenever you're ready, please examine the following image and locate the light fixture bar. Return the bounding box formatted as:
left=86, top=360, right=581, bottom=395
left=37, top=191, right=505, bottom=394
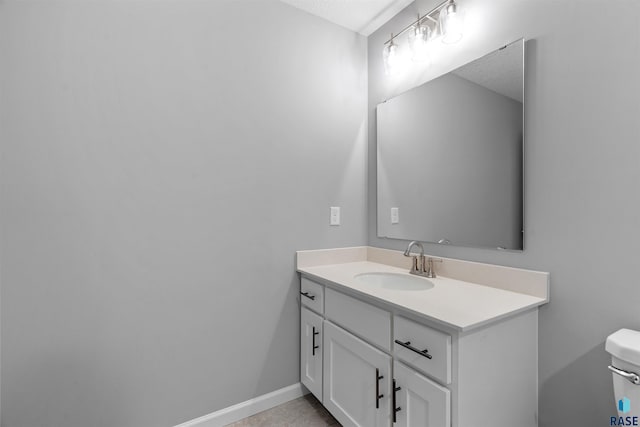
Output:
left=424, top=15, right=439, bottom=25
left=383, top=0, right=450, bottom=45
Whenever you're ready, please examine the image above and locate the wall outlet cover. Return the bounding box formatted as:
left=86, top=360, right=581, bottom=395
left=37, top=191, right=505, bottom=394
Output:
left=391, top=207, right=399, bottom=224
left=330, top=207, right=340, bottom=226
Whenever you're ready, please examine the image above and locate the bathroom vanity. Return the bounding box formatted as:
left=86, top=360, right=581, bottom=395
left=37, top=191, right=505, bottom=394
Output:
left=297, top=247, right=549, bottom=427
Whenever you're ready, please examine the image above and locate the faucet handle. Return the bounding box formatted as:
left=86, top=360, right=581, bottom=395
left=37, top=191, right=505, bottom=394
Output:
left=425, top=257, right=443, bottom=278
left=409, top=256, right=420, bottom=274
left=409, top=255, right=427, bottom=275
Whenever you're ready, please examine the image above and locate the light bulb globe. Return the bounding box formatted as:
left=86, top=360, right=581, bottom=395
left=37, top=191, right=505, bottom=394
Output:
left=383, top=41, right=403, bottom=75
left=440, top=1, right=464, bottom=44
left=409, top=22, right=431, bottom=62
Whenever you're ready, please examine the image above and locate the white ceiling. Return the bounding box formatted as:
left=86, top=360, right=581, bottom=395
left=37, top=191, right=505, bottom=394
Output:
left=279, top=0, right=413, bottom=36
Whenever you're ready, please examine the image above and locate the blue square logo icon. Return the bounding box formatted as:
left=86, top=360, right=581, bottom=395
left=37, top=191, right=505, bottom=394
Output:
left=619, top=397, right=631, bottom=414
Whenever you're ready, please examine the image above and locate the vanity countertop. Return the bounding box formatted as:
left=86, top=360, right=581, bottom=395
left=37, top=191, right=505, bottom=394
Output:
left=297, top=247, right=549, bottom=332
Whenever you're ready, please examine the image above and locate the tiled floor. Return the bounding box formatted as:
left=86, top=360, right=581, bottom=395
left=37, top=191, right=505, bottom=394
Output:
left=226, top=394, right=341, bottom=426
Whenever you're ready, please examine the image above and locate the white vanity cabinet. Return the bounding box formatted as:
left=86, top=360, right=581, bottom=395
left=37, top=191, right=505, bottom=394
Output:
left=300, top=276, right=325, bottom=401
left=323, top=321, right=391, bottom=427
left=300, top=277, right=324, bottom=313
left=393, top=361, right=450, bottom=427
left=300, top=307, right=323, bottom=401
left=300, top=275, right=540, bottom=427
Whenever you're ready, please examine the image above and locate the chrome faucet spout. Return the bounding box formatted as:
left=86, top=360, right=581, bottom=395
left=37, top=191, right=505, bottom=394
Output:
left=403, top=241, right=424, bottom=257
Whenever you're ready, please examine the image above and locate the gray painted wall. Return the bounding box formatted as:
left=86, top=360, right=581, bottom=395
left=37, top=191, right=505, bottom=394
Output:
left=368, top=0, right=640, bottom=425
left=377, top=72, right=523, bottom=249
left=0, top=1, right=367, bottom=426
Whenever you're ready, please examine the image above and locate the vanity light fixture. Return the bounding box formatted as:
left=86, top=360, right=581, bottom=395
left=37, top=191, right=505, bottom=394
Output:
left=382, top=33, right=402, bottom=75
left=440, top=0, right=463, bottom=44
left=408, top=14, right=431, bottom=62
left=382, top=0, right=465, bottom=75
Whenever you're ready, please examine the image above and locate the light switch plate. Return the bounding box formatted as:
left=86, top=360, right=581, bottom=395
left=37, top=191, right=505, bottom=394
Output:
left=330, top=207, right=340, bottom=226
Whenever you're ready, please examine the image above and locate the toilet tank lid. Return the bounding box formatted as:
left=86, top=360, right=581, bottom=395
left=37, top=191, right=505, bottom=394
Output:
left=606, top=329, right=640, bottom=365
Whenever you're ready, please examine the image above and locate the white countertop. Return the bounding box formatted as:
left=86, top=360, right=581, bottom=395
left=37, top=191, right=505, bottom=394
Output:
left=298, top=260, right=547, bottom=332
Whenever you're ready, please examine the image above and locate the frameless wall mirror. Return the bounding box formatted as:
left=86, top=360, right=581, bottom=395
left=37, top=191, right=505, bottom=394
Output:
left=377, top=39, right=524, bottom=250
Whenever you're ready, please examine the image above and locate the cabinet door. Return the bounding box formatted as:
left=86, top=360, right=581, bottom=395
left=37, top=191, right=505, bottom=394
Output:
left=393, top=361, right=450, bottom=427
left=301, top=307, right=323, bottom=401
left=323, top=321, right=391, bottom=427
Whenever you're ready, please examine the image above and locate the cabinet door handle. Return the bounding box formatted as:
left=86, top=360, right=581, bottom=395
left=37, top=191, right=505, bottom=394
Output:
left=312, top=327, right=320, bottom=356
left=375, top=368, right=384, bottom=409
left=394, top=339, right=433, bottom=359
left=392, top=379, right=402, bottom=423
left=300, top=291, right=316, bottom=301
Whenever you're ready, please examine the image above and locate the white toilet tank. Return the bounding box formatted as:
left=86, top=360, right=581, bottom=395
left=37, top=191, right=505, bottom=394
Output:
left=606, top=328, right=640, bottom=421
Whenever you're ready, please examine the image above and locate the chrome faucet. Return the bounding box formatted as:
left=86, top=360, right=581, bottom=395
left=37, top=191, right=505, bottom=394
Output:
left=403, top=240, right=424, bottom=257
left=403, top=241, right=425, bottom=276
left=403, top=241, right=442, bottom=278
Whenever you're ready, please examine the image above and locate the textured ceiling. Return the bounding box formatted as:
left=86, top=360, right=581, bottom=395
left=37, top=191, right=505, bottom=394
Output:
left=279, top=0, right=413, bottom=36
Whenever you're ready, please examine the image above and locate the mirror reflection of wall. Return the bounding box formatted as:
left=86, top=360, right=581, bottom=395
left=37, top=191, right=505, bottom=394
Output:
left=377, top=39, right=524, bottom=250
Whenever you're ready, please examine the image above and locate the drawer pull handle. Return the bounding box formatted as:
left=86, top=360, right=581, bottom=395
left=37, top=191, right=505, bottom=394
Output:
left=312, top=327, right=320, bottom=356
left=375, top=368, right=384, bottom=409
left=392, top=379, right=402, bottom=423
left=395, top=339, right=433, bottom=360
left=300, top=291, right=316, bottom=301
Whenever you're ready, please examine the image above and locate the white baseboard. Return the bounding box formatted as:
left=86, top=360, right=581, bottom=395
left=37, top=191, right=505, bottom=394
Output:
left=174, top=383, right=308, bottom=427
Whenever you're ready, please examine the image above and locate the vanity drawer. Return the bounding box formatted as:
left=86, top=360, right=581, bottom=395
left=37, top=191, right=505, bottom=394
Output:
left=394, top=316, right=451, bottom=385
left=325, top=288, right=391, bottom=351
left=300, top=277, right=324, bottom=314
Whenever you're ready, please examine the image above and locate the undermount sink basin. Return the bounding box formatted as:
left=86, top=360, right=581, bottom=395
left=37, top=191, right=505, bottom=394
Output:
left=354, top=272, right=435, bottom=291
